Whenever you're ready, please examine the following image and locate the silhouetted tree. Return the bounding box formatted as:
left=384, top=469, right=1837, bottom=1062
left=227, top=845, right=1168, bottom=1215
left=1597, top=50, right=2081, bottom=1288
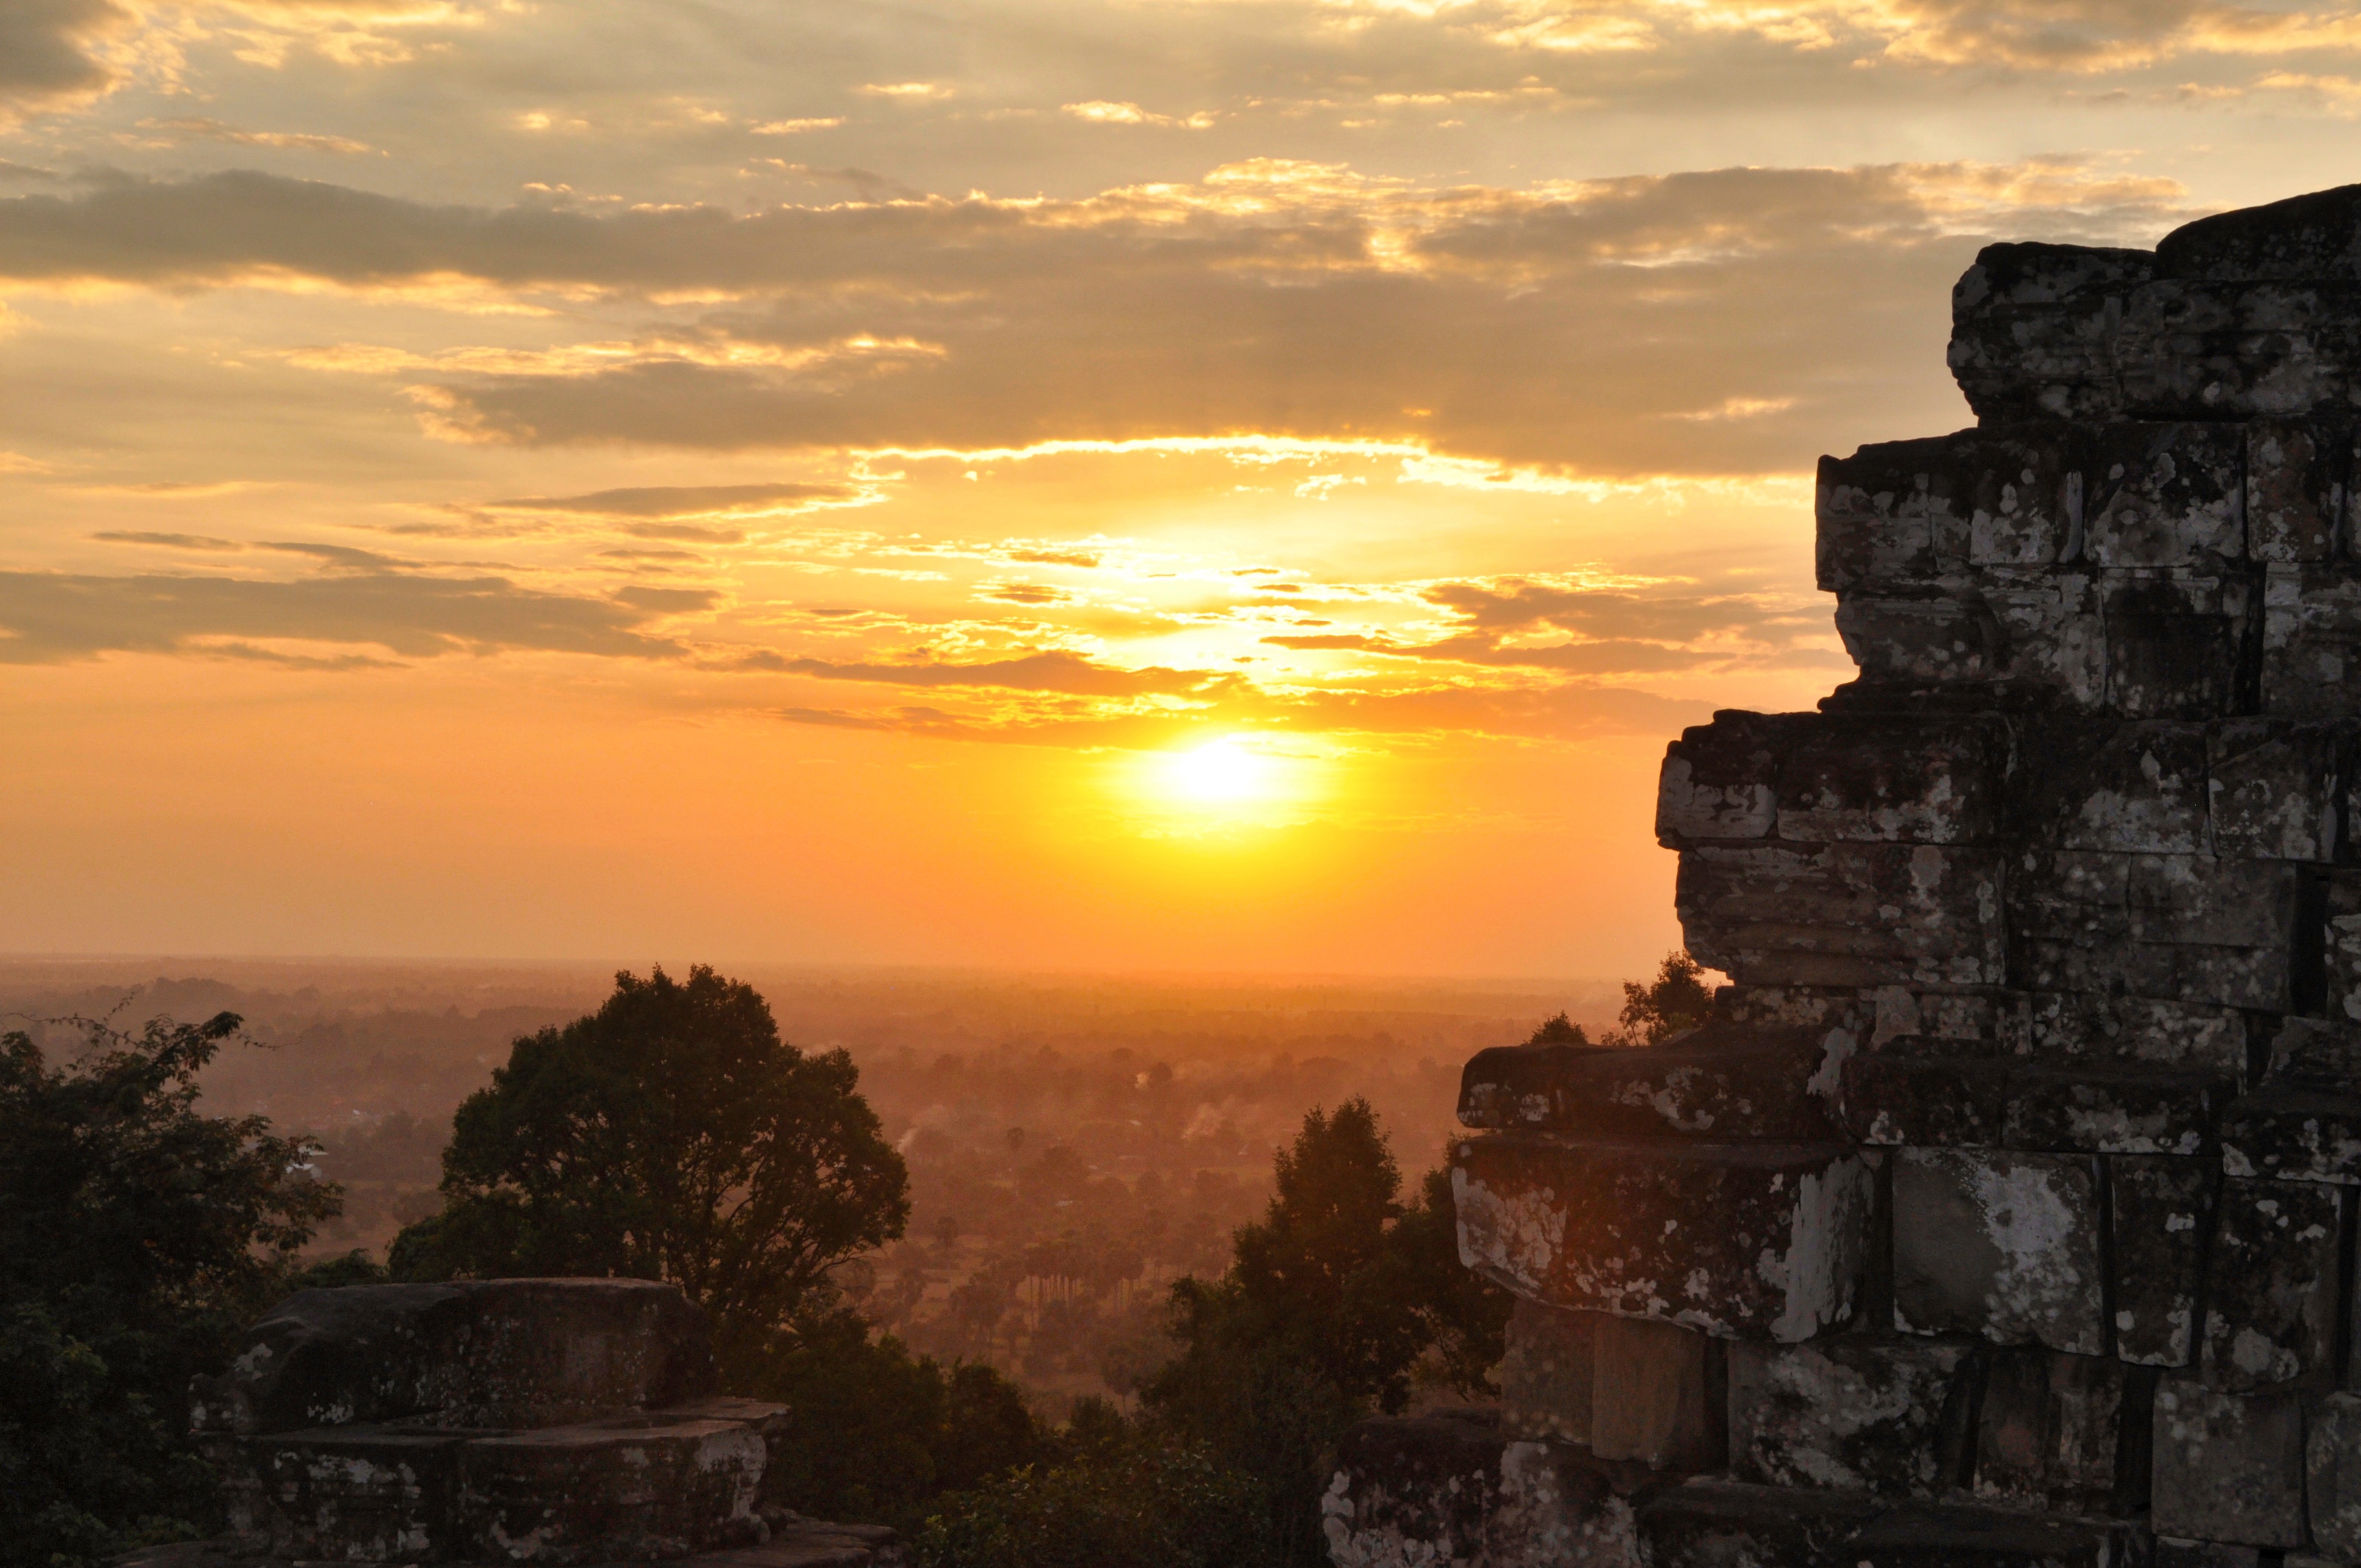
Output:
left=1610, top=950, right=1719, bottom=1045
left=1142, top=1097, right=1507, bottom=1565
left=742, top=1300, right=1045, bottom=1528
left=1524, top=1011, right=1589, bottom=1045
left=0, top=1012, right=339, bottom=1568
left=389, top=965, right=909, bottom=1368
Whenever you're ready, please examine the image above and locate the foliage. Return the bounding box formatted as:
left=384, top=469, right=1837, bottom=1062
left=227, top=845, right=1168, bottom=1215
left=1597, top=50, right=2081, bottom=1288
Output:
left=0, top=1012, right=339, bottom=1568
left=1609, top=950, right=1719, bottom=1045
left=910, top=1421, right=1274, bottom=1568
left=1389, top=1161, right=1511, bottom=1397
left=389, top=965, right=910, bottom=1368
left=1523, top=1011, right=1589, bottom=1045
left=733, top=1301, right=1045, bottom=1528
left=1142, top=1097, right=1507, bottom=1565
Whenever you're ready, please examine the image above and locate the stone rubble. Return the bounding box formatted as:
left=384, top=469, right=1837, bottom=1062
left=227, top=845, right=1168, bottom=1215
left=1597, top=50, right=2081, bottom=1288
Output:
left=1324, top=183, right=2361, bottom=1567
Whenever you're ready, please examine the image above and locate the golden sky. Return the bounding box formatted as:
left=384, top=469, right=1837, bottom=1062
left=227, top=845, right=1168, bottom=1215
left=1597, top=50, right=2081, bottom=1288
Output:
left=0, top=0, right=2350, bottom=972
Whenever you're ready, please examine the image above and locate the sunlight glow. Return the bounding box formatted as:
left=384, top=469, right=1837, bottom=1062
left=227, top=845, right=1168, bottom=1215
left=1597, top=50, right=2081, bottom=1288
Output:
left=1162, top=736, right=1273, bottom=805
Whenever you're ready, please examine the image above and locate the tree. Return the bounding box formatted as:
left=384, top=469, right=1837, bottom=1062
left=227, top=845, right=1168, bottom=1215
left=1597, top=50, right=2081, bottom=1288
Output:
left=911, top=1428, right=1274, bottom=1568
left=1142, top=1098, right=1507, bottom=1566
left=1610, top=950, right=1719, bottom=1045
left=390, top=966, right=910, bottom=1368
left=0, top=1012, right=339, bottom=1568
left=740, top=1299, right=1044, bottom=1528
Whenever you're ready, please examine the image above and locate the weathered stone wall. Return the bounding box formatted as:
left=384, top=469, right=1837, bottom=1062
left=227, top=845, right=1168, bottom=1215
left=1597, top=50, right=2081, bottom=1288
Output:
left=1324, top=184, right=2361, bottom=1567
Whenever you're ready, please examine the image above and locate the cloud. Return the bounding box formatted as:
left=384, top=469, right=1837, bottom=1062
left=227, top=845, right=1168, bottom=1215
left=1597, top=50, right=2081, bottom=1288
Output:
left=768, top=673, right=1707, bottom=746
left=976, top=581, right=1073, bottom=606
left=93, top=530, right=244, bottom=551
left=1061, top=101, right=1218, bottom=128
left=736, top=647, right=1238, bottom=697
left=0, top=159, right=2171, bottom=475
left=0, top=565, right=690, bottom=664
left=130, top=117, right=376, bottom=154
left=0, top=0, right=129, bottom=120
left=482, top=482, right=857, bottom=519
left=1263, top=0, right=2361, bottom=73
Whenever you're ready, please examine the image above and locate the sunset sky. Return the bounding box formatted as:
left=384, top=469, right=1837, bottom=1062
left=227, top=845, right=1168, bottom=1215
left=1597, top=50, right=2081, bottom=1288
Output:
left=0, top=1, right=2353, bottom=974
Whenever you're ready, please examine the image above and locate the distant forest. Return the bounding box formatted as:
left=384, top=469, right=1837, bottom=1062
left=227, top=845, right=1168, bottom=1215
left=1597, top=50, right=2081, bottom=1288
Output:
left=0, top=960, right=1622, bottom=1416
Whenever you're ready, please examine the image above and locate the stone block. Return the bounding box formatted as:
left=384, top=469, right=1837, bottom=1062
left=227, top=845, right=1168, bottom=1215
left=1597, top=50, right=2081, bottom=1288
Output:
left=1497, top=1298, right=1593, bottom=1446
left=2329, top=870, right=2361, bottom=1026
left=1719, top=984, right=1876, bottom=1039
left=2268, top=1016, right=2361, bottom=1086
left=1972, top=1350, right=2133, bottom=1514
left=2248, top=417, right=2349, bottom=563
left=1999, top=1066, right=2224, bottom=1155
left=2083, top=421, right=2246, bottom=569
left=1979, top=567, right=2111, bottom=705
left=2026, top=719, right=2211, bottom=854
left=2151, top=1379, right=2307, bottom=1548
left=1817, top=435, right=1971, bottom=592
left=456, top=1415, right=767, bottom=1564
left=1452, top=1134, right=1871, bottom=1341
left=1949, top=241, right=2157, bottom=425
left=2103, top=570, right=2256, bottom=719
left=1588, top=1315, right=1722, bottom=1471
left=2109, top=1156, right=2219, bottom=1368
left=1321, top=1409, right=1502, bottom=1568
left=2026, top=991, right=2247, bottom=1073
left=1456, top=1022, right=1844, bottom=1141
left=1656, top=711, right=1806, bottom=844
left=2114, top=278, right=2361, bottom=423
left=1862, top=987, right=2030, bottom=1051
left=2265, top=565, right=2361, bottom=719
left=1817, top=428, right=2080, bottom=589
left=2200, top=1177, right=2342, bottom=1391
left=1635, top=1478, right=1887, bottom=1568
left=222, top=1428, right=465, bottom=1563
left=1892, top=1148, right=2106, bottom=1355
left=1489, top=1440, right=1647, bottom=1568
left=189, top=1280, right=717, bottom=1436
left=2155, top=864, right=2289, bottom=969
left=2155, top=185, right=2361, bottom=282
left=2220, top=1086, right=2361, bottom=1183
left=2153, top=1543, right=2266, bottom=1568
left=1834, top=592, right=2009, bottom=686
left=2309, top=1391, right=2361, bottom=1561
left=1676, top=842, right=2008, bottom=990
left=2017, top=852, right=2299, bottom=1012
left=1727, top=1335, right=1975, bottom=1496
left=1775, top=715, right=2009, bottom=845
left=1840, top=1051, right=2008, bottom=1147
left=2208, top=718, right=2345, bottom=862
left=1845, top=1500, right=2143, bottom=1568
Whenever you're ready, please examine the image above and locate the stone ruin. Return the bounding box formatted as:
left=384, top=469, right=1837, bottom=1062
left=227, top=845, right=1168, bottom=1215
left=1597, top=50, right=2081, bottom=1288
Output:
left=162, top=1279, right=900, bottom=1568
left=1325, top=182, right=2361, bottom=1568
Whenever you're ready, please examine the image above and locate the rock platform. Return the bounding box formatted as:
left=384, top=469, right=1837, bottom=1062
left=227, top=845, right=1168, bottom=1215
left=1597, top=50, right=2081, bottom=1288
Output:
left=1327, top=183, right=2361, bottom=1567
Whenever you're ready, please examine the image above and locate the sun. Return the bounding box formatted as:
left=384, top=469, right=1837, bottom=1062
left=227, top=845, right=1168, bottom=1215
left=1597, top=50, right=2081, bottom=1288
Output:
left=1161, top=736, right=1272, bottom=806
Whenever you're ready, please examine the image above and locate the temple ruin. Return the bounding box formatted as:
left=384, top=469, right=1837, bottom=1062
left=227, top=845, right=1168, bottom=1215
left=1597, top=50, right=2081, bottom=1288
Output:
left=1325, top=183, right=2361, bottom=1567
left=159, top=1279, right=901, bottom=1568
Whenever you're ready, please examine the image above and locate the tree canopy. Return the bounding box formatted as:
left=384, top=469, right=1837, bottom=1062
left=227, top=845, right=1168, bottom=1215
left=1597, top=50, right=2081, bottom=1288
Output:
left=0, top=1012, right=339, bottom=1568
left=390, top=965, right=910, bottom=1365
